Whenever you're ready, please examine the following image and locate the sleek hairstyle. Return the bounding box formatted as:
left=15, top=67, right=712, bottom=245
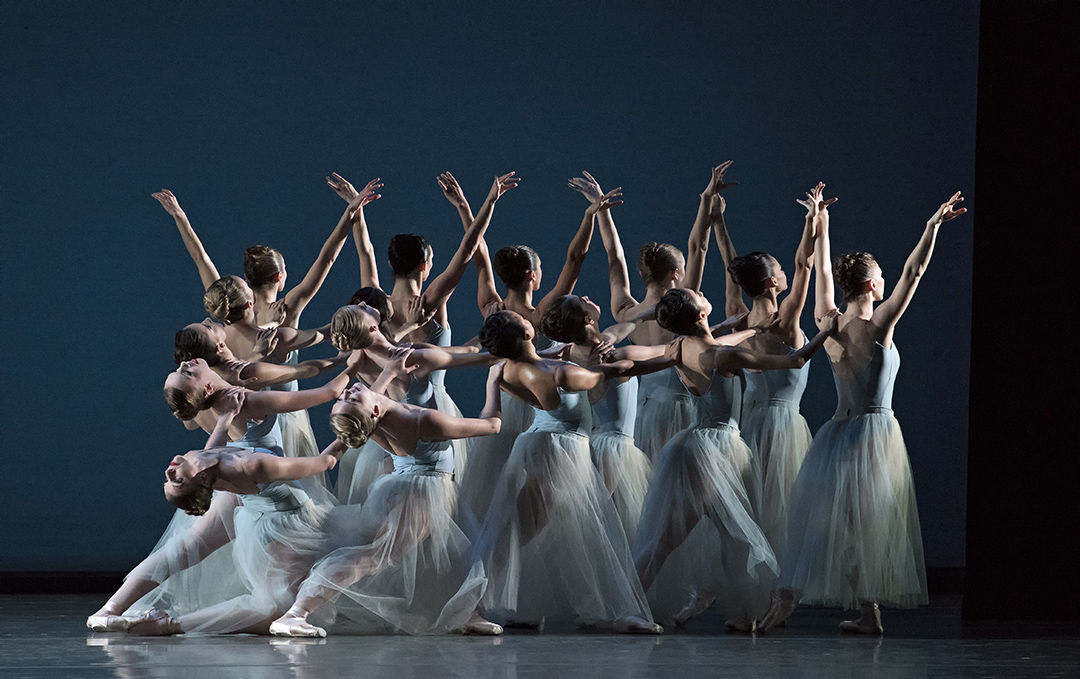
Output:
left=173, top=326, right=220, bottom=366
left=492, top=245, right=540, bottom=289
left=347, top=287, right=396, bottom=342
left=539, top=295, right=590, bottom=344
left=728, top=251, right=777, bottom=298
left=479, top=311, right=528, bottom=359
left=329, top=305, right=377, bottom=352
left=244, top=245, right=285, bottom=288
left=834, top=252, right=878, bottom=301
left=655, top=288, right=702, bottom=336
left=330, top=411, right=377, bottom=448
left=388, top=234, right=432, bottom=277
left=638, top=242, right=683, bottom=285
left=164, top=386, right=207, bottom=421
left=164, top=481, right=214, bottom=516
left=204, top=276, right=249, bottom=325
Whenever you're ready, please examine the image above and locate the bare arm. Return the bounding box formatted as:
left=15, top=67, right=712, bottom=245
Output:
left=416, top=363, right=503, bottom=440
left=438, top=172, right=503, bottom=311
left=777, top=197, right=818, bottom=344
left=153, top=190, right=220, bottom=290
left=569, top=172, right=638, bottom=320
left=809, top=183, right=840, bottom=326
left=327, top=173, right=383, bottom=291
left=871, top=192, right=966, bottom=335
left=284, top=182, right=382, bottom=324
left=423, top=172, right=519, bottom=317
left=710, top=192, right=749, bottom=317
left=237, top=354, right=348, bottom=389
left=716, top=314, right=834, bottom=373
left=685, top=161, right=736, bottom=292
left=243, top=440, right=347, bottom=483
left=243, top=352, right=364, bottom=419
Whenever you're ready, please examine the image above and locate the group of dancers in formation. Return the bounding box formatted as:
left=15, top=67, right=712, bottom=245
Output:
left=86, top=162, right=965, bottom=638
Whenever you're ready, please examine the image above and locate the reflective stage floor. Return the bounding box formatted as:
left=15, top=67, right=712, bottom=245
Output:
left=3, top=595, right=1078, bottom=678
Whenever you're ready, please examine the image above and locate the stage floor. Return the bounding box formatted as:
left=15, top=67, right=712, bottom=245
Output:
left=3, top=595, right=1077, bottom=678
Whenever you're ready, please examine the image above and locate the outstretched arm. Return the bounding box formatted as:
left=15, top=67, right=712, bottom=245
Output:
left=423, top=172, right=519, bottom=321
left=685, top=161, right=736, bottom=292
left=284, top=180, right=382, bottom=325
left=709, top=183, right=749, bottom=317
left=153, top=190, right=220, bottom=290
left=328, top=173, right=383, bottom=291
left=243, top=440, right=347, bottom=483
left=243, top=351, right=364, bottom=418
left=438, top=172, right=503, bottom=311
left=872, top=192, right=966, bottom=333
left=534, top=187, right=623, bottom=323
left=809, top=183, right=841, bottom=326
left=234, top=353, right=348, bottom=389
left=569, top=171, right=638, bottom=321
left=777, top=192, right=820, bottom=345
left=416, top=363, right=503, bottom=440
left=718, top=312, right=836, bottom=373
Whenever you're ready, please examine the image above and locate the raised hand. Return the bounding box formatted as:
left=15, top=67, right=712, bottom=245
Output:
left=589, top=339, right=616, bottom=364
left=664, top=336, right=684, bottom=363
left=437, top=172, right=468, bottom=208
left=405, top=296, right=436, bottom=328
left=219, top=359, right=256, bottom=387
left=485, top=171, right=520, bottom=203
left=151, top=189, right=185, bottom=217
left=712, top=310, right=749, bottom=334
left=266, top=299, right=288, bottom=328
left=568, top=170, right=604, bottom=204
left=483, top=300, right=506, bottom=318
left=703, top=160, right=738, bottom=197
left=255, top=327, right=279, bottom=357
left=928, top=191, right=966, bottom=226
left=586, top=187, right=624, bottom=214
left=216, top=386, right=246, bottom=416
left=797, top=182, right=838, bottom=216
left=326, top=173, right=359, bottom=202
left=820, top=308, right=841, bottom=334
left=383, top=345, right=419, bottom=378
left=487, top=360, right=506, bottom=384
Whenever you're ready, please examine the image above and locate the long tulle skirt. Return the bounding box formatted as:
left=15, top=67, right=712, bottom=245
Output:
left=433, top=385, right=468, bottom=482
left=458, top=393, right=534, bottom=538
left=780, top=411, right=927, bottom=609
left=635, top=394, right=695, bottom=462
left=633, top=425, right=777, bottom=624
left=591, top=432, right=652, bottom=542
left=475, top=429, right=652, bottom=625
left=279, top=409, right=329, bottom=491
left=299, top=472, right=486, bottom=635
left=742, top=401, right=813, bottom=555
left=335, top=441, right=392, bottom=506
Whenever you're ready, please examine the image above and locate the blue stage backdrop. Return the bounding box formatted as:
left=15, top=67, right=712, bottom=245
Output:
left=1, top=1, right=977, bottom=571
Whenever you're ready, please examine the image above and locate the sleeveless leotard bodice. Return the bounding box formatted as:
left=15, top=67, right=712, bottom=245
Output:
left=245, top=453, right=313, bottom=512
left=227, top=410, right=283, bottom=456
left=744, top=340, right=810, bottom=408
left=592, top=377, right=637, bottom=437
left=270, top=349, right=300, bottom=393
left=528, top=387, right=592, bottom=436
left=833, top=342, right=899, bottom=419
left=639, top=366, right=693, bottom=402
left=425, top=320, right=451, bottom=388
left=391, top=372, right=456, bottom=476
left=687, top=369, right=743, bottom=429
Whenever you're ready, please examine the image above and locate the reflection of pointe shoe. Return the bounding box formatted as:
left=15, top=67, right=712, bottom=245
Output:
left=759, top=592, right=797, bottom=632
left=673, top=593, right=715, bottom=627
left=839, top=602, right=883, bottom=634
left=725, top=617, right=757, bottom=633
left=127, top=609, right=182, bottom=636
left=613, top=616, right=663, bottom=635
left=86, top=614, right=132, bottom=633
left=270, top=615, right=327, bottom=638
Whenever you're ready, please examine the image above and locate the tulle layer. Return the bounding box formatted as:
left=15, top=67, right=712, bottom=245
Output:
left=780, top=412, right=927, bottom=609
left=335, top=441, right=392, bottom=506
left=433, top=385, right=468, bottom=482
left=300, top=472, right=486, bottom=635
left=475, top=430, right=652, bottom=625
left=633, top=426, right=777, bottom=624
left=279, top=409, right=329, bottom=492
left=634, top=395, right=695, bottom=461
left=458, top=392, right=533, bottom=538
left=591, top=432, right=651, bottom=542
left=741, top=401, right=813, bottom=554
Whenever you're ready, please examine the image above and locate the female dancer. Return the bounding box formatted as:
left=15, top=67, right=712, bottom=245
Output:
left=710, top=183, right=819, bottom=556
left=88, top=387, right=351, bottom=635
left=269, top=351, right=506, bottom=637
left=772, top=188, right=965, bottom=633
left=633, top=288, right=834, bottom=631
left=435, top=171, right=622, bottom=534
left=473, top=310, right=671, bottom=633
left=568, top=165, right=734, bottom=460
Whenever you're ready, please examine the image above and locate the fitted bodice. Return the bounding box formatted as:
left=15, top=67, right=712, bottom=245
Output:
left=592, top=377, right=637, bottom=437
left=685, top=369, right=742, bottom=429
left=744, top=338, right=810, bottom=408
left=832, top=342, right=899, bottom=419
left=227, top=409, right=283, bottom=456
left=425, top=320, right=451, bottom=388
left=269, top=350, right=300, bottom=393
left=245, top=452, right=313, bottom=512
left=392, top=372, right=455, bottom=475
left=528, top=387, right=593, bottom=436
left=638, top=366, right=693, bottom=401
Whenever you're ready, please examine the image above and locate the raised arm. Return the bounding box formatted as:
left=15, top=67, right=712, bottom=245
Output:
left=242, top=440, right=347, bottom=483
left=777, top=191, right=820, bottom=342
left=569, top=171, right=638, bottom=320
left=872, top=192, right=966, bottom=334
left=423, top=172, right=519, bottom=320
left=205, top=388, right=245, bottom=447
left=243, top=352, right=364, bottom=418
left=534, top=187, right=622, bottom=322
left=709, top=186, right=749, bottom=318
left=328, top=173, right=382, bottom=291
left=685, top=161, right=736, bottom=292
left=438, top=172, right=503, bottom=311
left=809, top=183, right=840, bottom=325
left=417, top=363, right=504, bottom=440
left=153, top=190, right=220, bottom=290
left=283, top=180, right=382, bottom=325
